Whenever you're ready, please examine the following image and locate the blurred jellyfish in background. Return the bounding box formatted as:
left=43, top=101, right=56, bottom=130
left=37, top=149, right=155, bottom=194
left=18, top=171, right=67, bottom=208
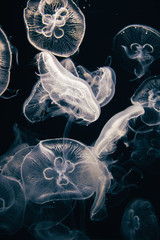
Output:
left=23, top=51, right=100, bottom=125
left=0, top=175, right=25, bottom=235
left=23, top=0, right=86, bottom=57
left=121, top=198, right=160, bottom=240
left=131, top=125, right=160, bottom=175
left=131, top=75, right=160, bottom=126
left=113, top=24, right=160, bottom=78
left=21, top=138, right=112, bottom=221
left=0, top=28, right=12, bottom=97
left=92, top=105, right=144, bottom=159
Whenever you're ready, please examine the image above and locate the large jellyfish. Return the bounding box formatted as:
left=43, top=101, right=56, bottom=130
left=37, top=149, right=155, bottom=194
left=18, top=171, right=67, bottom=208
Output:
left=131, top=75, right=160, bottom=125
left=113, top=24, right=160, bottom=78
left=0, top=28, right=12, bottom=96
left=23, top=0, right=86, bottom=57
left=92, top=105, right=144, bottom=158
left=21, top=138, right=112, bottom=221
left=0, top=175, right=26, bottom=235
left=131, top=125, right=160, bottom=175
left=23, top=52, right=100, bottom=125
left=121, top=198, right=160, bottom=240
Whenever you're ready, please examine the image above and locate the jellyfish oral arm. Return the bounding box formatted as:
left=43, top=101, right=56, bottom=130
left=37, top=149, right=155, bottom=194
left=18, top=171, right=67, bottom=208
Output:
left=92, top=105, right=144, bottom=157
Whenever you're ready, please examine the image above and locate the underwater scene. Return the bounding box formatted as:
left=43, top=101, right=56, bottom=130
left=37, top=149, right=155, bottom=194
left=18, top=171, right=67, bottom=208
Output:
left=0, top=0, right=160, bottom=239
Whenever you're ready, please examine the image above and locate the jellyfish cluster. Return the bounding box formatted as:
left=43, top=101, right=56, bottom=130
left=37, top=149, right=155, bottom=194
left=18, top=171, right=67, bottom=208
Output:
left=1, top=0, right=160, bottom=239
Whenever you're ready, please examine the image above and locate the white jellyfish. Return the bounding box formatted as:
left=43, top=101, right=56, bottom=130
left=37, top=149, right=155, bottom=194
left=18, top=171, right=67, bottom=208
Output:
left=0, top=28, right=12, bottom=96
left=113, top=24, right=160, bottom=78
left=23, top=52, right=100, bottom=125
left=23, top=0, right=86, bottom=57
left=21, top=138, right=112, bottom=221
left=0, top=175, right=25, bottom=235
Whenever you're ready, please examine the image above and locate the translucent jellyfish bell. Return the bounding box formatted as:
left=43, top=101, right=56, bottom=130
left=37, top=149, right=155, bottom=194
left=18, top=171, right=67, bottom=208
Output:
left=0, top=28, right=12, bottom=96
left=23, top=0, right=86, bottom=57
left=113, top=24, right=160, bottom=78
left=121, top=198, right=160, bottom=240
left=92, top=105, right=144, bottom=158
left=131, top=75, right=160, bottom=125
left=23, top=52, right=100, bottom=124
left=0, top=175, right=25, bottom=235
left=21, top=138, right=112, bottom=221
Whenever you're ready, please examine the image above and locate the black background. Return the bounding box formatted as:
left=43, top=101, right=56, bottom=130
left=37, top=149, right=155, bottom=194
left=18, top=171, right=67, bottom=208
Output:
left=0, top=0, right=160, bottom=239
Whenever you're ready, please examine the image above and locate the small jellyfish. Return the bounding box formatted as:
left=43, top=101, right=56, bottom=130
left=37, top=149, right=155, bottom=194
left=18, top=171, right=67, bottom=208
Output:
left=76, top=65, right=116, bottom=107
left=92, top=105, right=144, bottom=158
left=121, top=198, right=160, bottom=240
left=21, top=138, right=112, bottom=221
left=0, top=175, right=25, bottom=235
left=0, top=28, right=12, bottom=96
left=23, top=52, right=100, bottom=125
left=23, top=0, right=86, bottom=57
left=131, top=75, right=160, bottom=125
left=113, top=24, right=160, bottom=78
left=131, top=125, right=160, bottom=175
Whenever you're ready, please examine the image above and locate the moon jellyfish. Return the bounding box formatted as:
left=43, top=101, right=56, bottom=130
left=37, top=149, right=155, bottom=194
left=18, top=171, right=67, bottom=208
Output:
left=92, top=105, right=144, bottom=158
left=0, top=28, right=12, bottom=96
left=23, top=0, right=86, bottom=57
left=0, top=175, right=25, bottom=235
left=121, top=198, right=160, bottom=240
left=131, top=75, right=160, bottom=125
left=23, top=52, right=100, bottom=124
left=21, top=138, right=112, bottom=221
left=113, top=24, right=160, bottom=78
left=131, top=125, right=160, bottom=175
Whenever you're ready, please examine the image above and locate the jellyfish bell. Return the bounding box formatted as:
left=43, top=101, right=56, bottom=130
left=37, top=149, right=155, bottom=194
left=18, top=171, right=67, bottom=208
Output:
left=113, top=24, right=160, bottom=78
left=21, top=138, right=112, bottom=221
left=34, top=51, right=100, bottom=124
left=121, top=198, right=160, bottom=240
left=0, top=28, right=12, bottom=97
left=23, top=0, right=86, bottom=57
left=131, top=75, right=160, bottom=125
left=0, top=175, right=26, bottom=235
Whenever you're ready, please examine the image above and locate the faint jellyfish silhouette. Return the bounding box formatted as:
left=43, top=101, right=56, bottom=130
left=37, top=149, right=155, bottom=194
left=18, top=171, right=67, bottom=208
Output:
left=60, top=58, right=79, bottom=77
left=34, top=222, right=90, bottom=240
left=23, top=52, right=100, bottom=125
left=113, top=24, right=160, bottom=78
left=92, top=105, right=144, bottom=159
left=0, top=175, right=25, bottom=235
left=0, top=28, right=12, bottom=96
left=121, top=198, right=160, bottom=240
left=21, top=138, right=112, bottom=221
left=131, top=125, right=160, bottom=175
left=23, top=0, right=86, bottom=57
left=131, top=75, right=160, bottom=125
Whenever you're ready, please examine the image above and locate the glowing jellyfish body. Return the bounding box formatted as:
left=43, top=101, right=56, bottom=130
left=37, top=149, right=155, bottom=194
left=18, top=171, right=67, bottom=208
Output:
left=0, top=28, right=12, bottom=96
left=21, top=138, right=112, bottom=220
left=76, top=65, right=116, bottom=107
left=92, top=105, right=144, bottom=158
left=121, top=198, right=160, bottom=240
left=131, top=126, right=160, bottom=175
left=131, top=75, right=160, bottom=125
left=23, top=52, right=100, bottom=124
left=113, top=24, right=160, bottom=78
left=24, top=0, right=86, bottom=57
left=0, top=175, right=25, bottom=235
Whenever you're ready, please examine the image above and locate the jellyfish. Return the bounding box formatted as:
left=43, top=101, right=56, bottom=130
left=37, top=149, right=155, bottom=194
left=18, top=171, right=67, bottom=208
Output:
left=121, top=198, right=160, bottom=240
left=23, top=0, right=86, bottom=57
left=113, top=24, right=160, bottom=78
left=0, top=175, right=26, bottom=235
left=92, top=105, right=144, bottom=158
left=0, top=28, right=12, bottom=96
left=131, top=75, right=160, bottom=125
left=21, top=138, right=112, bottom=221
left=23, top=51, right=100, bottom=125
left=131, top=125, right=160, bottom=175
